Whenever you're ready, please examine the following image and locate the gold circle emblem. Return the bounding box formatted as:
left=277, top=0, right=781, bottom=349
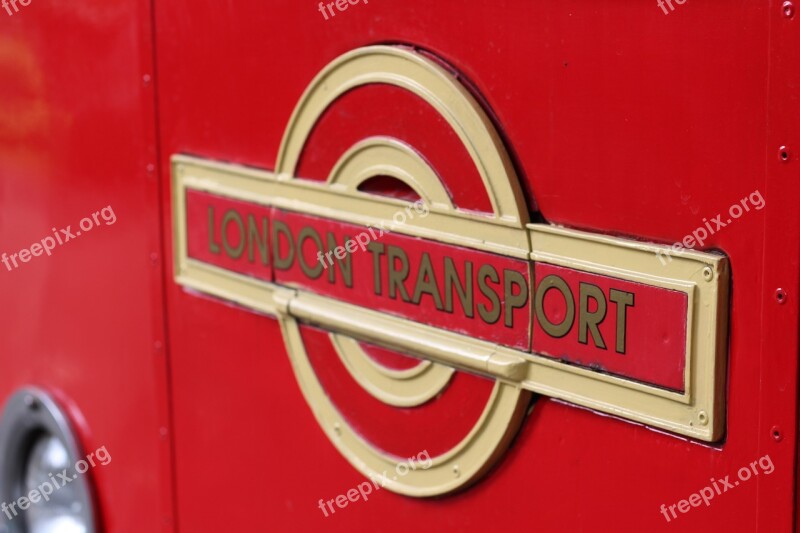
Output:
left=276, top=46, right=532, bottom=497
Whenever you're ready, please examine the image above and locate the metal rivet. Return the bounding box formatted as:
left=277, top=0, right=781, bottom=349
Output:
left=772, top=426, right=783, bottom=442
left=453, top=465, right=460, bottom=477
left=697, top=411, right=709, bottom=426
left=333, top=423, right=341, bottom=436
left=23, top=395, right=38, bottom=410
left=775, top=288, right=787, bottom=304
left=780, top=146, right=790, bottom=161
left=702, top=267, right=714, bottom=281
left=783, top=1, right=795, bottom=18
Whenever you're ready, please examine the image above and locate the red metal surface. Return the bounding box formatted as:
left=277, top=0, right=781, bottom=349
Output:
left=532, top=263, right=688, bottom=391
left=0, top=0, right=174, bottom=531
left=301, top=325, right=494, bottom=458
left=155, top=2, right=797, bottom=532
left=0, top=1, right=796, bottom=532
left=296, top=84, right=492, bottom=211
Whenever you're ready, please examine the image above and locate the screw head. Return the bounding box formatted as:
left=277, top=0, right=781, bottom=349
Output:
left=780, top=146, right=791, bottom=162
left=775, top=288, right=787, bottom=304
left=23, top=394, right=38, bottom=410
left=702, top=267, right=714, bottom=281
left=783, top=1, right=795, bottom=18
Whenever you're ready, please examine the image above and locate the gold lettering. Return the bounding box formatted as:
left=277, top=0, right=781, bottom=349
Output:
left=534, top=274, right=574, bottom=338
left=208, top=206, right=221, bottom=255
left=609, top=289, right=635, bottom=354
left=477, top=264, right=501, bottom=324
left=504, top=269, right=529, bottom=328
left=247, top=214, right=269, bottom=265
left=271, top=220, right=295, bottom=270
left=412, top=252, right=444, bottom=310
left=387, top=245, right=411, bottom=302
left=444, top=257, right=473, bottom=317
left=578, top=282, right=607, bottom=348
left=222, top=209, right=245, bottom=259
left=297, top=226, right=324, bottom=280
left=367, top=242, right=385, bottom=295
left=325, top=233, right=353, bottom=287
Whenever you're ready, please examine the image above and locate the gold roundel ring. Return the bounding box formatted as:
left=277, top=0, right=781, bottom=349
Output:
left=275, top=45, right=533, bottom=497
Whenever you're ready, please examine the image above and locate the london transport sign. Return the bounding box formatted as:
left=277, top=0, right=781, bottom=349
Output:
left=171, top=46, right=729, bottom=497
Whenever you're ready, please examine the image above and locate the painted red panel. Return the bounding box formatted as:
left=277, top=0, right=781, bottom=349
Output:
left=3, top=1, right=795, bottom=532
left=0, top=1, right=173, bottom=531
left=295, top=84, right=492, bottom=212
left=153, top=2, right=796, bottom=532
left=301, top=325, right=493, bottom=459
left=532, top=263, right=687, bottom=392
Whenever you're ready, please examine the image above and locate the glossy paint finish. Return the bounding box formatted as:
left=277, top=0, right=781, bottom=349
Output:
left=532, top=262, right=688, bottom=392
left=0, top=1, right=173, bottom=531
left=2, top=1, right=798, bottom=532
left=155, top=2, right=798, bottom=531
